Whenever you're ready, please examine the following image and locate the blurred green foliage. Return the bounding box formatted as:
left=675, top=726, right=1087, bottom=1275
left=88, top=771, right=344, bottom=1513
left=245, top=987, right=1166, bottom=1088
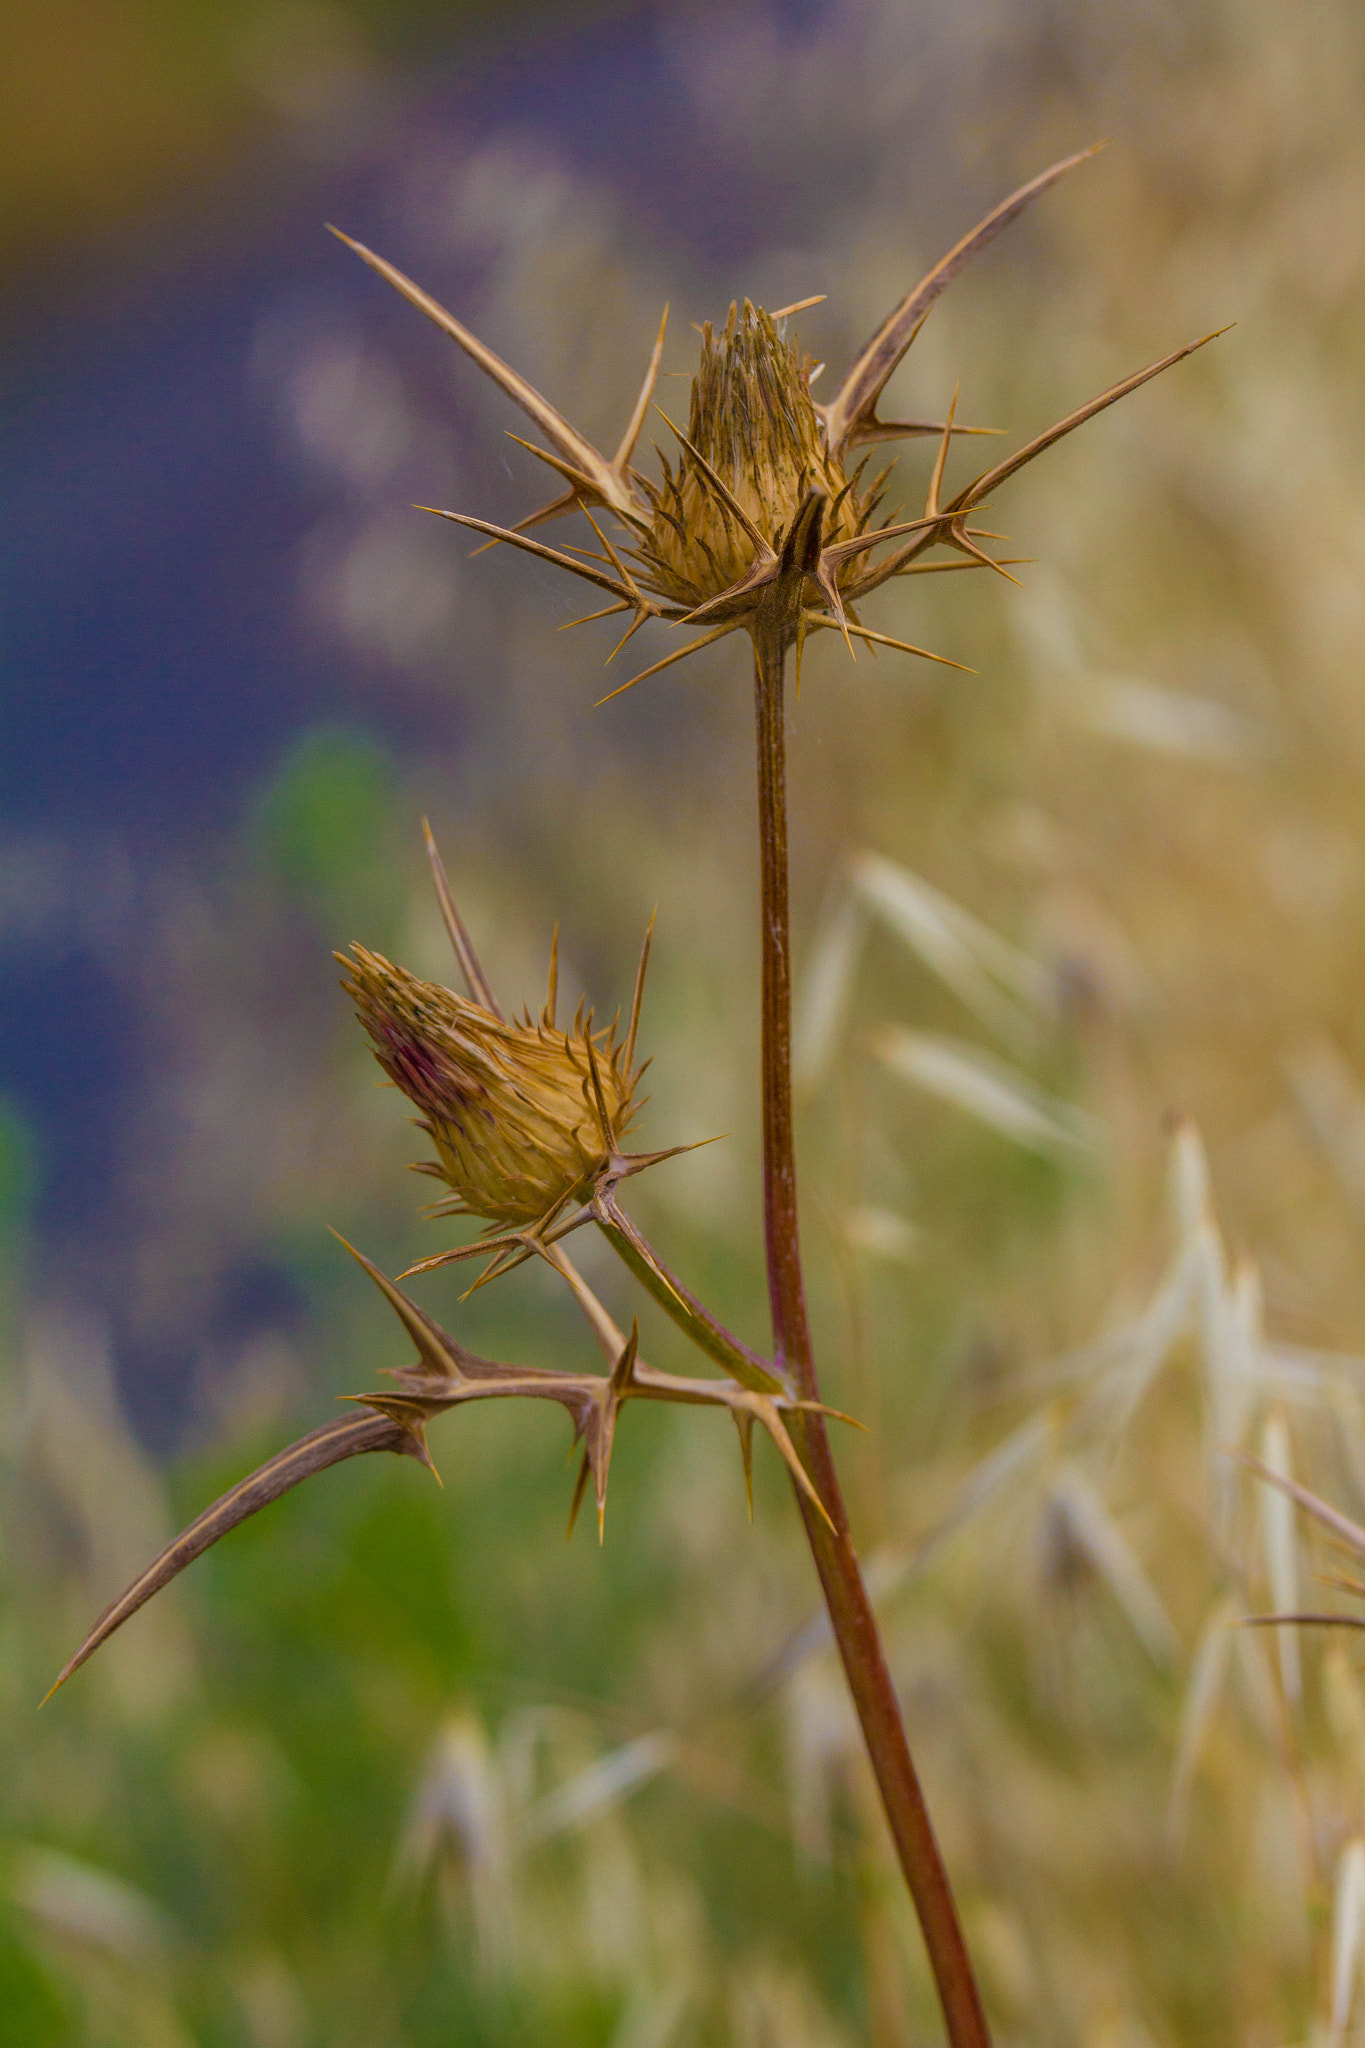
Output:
left=254, top=725, right=398, bottom=917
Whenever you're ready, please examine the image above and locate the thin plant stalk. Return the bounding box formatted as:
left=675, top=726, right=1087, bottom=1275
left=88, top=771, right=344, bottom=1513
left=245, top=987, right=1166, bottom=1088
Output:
left=750, top=611, right=991, bottom=2048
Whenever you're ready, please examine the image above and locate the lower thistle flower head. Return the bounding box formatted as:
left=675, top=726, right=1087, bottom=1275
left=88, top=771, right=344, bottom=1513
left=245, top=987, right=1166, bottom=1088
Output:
left=343, top=945, right=638, bottom=1228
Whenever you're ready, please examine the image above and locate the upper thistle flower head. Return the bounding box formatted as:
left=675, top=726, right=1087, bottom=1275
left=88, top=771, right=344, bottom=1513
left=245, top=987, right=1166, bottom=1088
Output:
left=342, top=943, right=639, bottom=1229
left=334, top=144, right=1220, bottom=694
left=632, top=300, right=867, bottom=616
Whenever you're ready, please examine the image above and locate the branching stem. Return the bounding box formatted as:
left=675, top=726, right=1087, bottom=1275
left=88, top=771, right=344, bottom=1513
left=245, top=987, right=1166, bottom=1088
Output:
left=593, top=1192, right=783, bottom=1395
left=750, top=613, right=991, bottom=2048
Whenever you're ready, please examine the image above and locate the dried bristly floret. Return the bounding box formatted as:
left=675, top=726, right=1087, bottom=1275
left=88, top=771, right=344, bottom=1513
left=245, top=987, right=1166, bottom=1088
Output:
left=341, top=943, right=639, bottom=1230
left=629, top=301, right=865, bottom=610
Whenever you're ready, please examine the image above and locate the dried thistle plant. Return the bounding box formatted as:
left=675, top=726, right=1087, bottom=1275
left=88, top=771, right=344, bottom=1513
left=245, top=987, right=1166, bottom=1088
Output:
left=327, top=146, right=1218, bottom=712
left=50, top=146, right=1223, bottom=2048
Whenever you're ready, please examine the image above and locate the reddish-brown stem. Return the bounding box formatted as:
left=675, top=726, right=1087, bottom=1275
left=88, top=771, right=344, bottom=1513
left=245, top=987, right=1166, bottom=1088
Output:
left=750, top=613, right=991, bottom=2048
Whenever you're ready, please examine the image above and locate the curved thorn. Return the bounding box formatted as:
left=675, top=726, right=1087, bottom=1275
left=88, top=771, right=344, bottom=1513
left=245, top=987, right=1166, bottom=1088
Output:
left=817, top=565, right=855, bottom=660
left=821, top=509, right=952, bottom=567
left=560, top=601, right=632, bottom=631
left=503, top=432, right=598, bottom=495
left=615, top=303, right=670, bottom=470
left=418, top=508, right=637, bottom=602
left=625, top=911, right=656, bottom=1076
left=820, top=145, right=1104, bottom=457
left=505, top=488, right=589, bottom=538
left=927, top=387, right=959, bottom=518
left=580, top=506, right=645, bottom=596
left=422, top=819, right=503, bottom=1016
left=45, top=1410, right=420, bottom=1700
left=594, top=624, right=737, bottom=706
left=950, top=327, right=1232, bottom=512
left=803, top=613, right=973, bottom=671
left=329, top=226, right=637, bottom=520
left=946, top=529, right=1024, bottom=585
left=792, top=1399, right=868, bottom=1432
left=752, top=1398, right=836, bottom=1532
left=604, top=611, right=651, bottom=665
left=675, top=555, right=780, bottom=627
left=331, top=1230, right=467, bottom=1379
left=459, top=1242, right=539, bottom=1297
left=734, top=1411, right=755, bottom=1520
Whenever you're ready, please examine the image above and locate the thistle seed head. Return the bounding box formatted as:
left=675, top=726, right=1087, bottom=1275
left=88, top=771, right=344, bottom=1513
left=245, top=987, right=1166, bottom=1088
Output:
left=339, top=145, right=1222, bottom=695
left=633, top=302, right=865, bottom=612
left=342, top=945, right=638, bottom=1228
